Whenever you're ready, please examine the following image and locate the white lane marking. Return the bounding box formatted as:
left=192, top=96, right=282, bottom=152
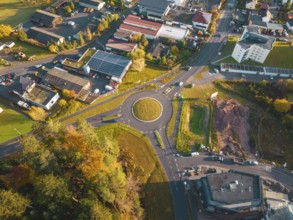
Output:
left=174, top=158, right=177, bottom=162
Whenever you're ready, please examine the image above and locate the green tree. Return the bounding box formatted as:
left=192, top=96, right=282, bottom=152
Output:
left=58, top=99, right=67, bottom=107
left=161, top=56, right=167, bottom=65
left=171, top=45, right=179, bottom=55
left=64, top=5, right=72, bottom=14
left=273, top=98, right=291, bottom=113
left=0, top=189, right=30, bottom=220
left=145, top=53, right=153, bottom=61
left=286, top=0, right=291, bottom=11
left=177, top=40, right=186, bottom=49
left=69, top=1, right=75, bottom=10
left=48, top=43, right=58, bottom=53
left=18, top=29, right=28, bottom=41
left=79, top=33, right=85, bottom=45
left=34, top=174, right=72, bottom=219
left=131, top=58, right=145, bottom=72
left=0, top=24, right=13, bottom=39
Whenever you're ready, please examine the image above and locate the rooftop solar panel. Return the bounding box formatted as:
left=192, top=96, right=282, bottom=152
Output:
left=86, top=50, right=131, bottom=79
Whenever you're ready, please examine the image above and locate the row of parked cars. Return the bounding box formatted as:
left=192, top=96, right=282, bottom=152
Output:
left=0, top=72, right=16, bottom=86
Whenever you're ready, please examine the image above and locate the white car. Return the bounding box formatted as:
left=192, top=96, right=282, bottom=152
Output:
left=35, top=64, right=42, bottom=68
left=248, top=160, right=258, bottom=165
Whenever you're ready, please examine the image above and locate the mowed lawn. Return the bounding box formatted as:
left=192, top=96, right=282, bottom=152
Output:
left=189, top=106, right=205, bottom=135
left=95, top=124, right=174, bottom=220
left=0, top=104, right=33, bottom=143
left=0, top=0, right=37, bottom=26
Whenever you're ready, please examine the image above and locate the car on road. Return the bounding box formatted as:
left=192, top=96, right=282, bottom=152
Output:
left=247, top=160, right=258, bottom=165
left=212, top=155, right=224, bottom=161
left=178, top=82, right=183, bottom=86
left=35, top=64, right=42, bottom=68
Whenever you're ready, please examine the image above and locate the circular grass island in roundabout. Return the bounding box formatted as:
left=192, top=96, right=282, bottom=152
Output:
left=132, top=98, right=163, bottom=122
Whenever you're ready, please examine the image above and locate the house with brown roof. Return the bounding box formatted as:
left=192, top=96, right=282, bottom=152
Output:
left=106, top=38, right=137, bottom=53
left=44, top=67, right=91, bottom=101
left=31, top=10, right=62, bottom=27
left=114, top=29, right=133, bottom=41
left=192, top=11, right=212, bottom=31
left=119, top=15, right=163, bottom=39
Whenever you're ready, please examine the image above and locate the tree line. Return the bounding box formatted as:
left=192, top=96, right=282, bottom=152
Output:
left=0, top=120, right=144, bottom=219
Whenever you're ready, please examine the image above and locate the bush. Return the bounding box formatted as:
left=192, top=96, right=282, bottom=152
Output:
left=273, top=99, right=291, bottom=113
left=27, top=106, right=47, bottom=121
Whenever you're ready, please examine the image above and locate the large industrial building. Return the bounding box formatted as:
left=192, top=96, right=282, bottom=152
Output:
left=196, top=170, right=264, bottom=216
left=83, top=50, right=132, bottom=81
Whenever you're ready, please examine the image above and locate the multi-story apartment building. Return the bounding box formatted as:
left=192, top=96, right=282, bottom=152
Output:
left=232, top=26, right=275, bottom=64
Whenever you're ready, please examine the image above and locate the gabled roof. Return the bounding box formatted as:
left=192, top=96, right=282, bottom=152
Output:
left=138, top=0, right=171, bottom=15
left=79, top=0, right=104, bottom=7
left=44, top=68, right=89, bottom=94
left=192, top=11, right=212, bottom=24
left=13, top=76, right=35, bottom=95
left=120, top=15, right=163, bottom=37
left=31, top=10, right=61, bottom=26
left=27, top=27, right=64, bottom=44
left=106, top=38, right=137, bottom=52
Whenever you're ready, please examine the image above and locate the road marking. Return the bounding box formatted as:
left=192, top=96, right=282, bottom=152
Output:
left=177, top=168, right=180, bottom=172
left=174, top=158, right=177, bottom=162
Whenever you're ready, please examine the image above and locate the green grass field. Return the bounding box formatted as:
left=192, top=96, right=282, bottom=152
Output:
left=190, top=106, right=205, bottom=135
left=166, top=98, right=179, bottom=138
left=95, top=124, right=173, bottom=220
left=0, top=104, right=33, bottom=143
left=220, top=41, right=293, bottom=69
left=132, top=98, right=162, bottom=121
left=119, top=65, right=167, bottom=92
left=0, top=0, right=38, bottom=27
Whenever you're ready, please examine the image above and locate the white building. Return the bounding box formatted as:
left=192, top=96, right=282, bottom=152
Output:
left=192, top=11, right=212, bottom=31
left=79, top=0, right=105, bottom=10
left=232, top=26, right=275, bottom=64
left=246, top=0, right=258, bottom=10
left=286, top=19, right=293, bottom=32
left=158, top=25, right=189, bottom=41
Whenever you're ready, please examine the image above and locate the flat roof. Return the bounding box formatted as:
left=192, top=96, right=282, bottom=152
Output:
left=23, top=84, right=57, bottom=105
left=200, top=170, right=263, bottom=211
left=86, top=50, right=132, bottom=79
left=114, top=29, right=133, bottom=39
left=138, top=0, right=171, bottom=14
left=158, top=25, right=188, bottom=40
left=106, top=38, right=137, bottom=52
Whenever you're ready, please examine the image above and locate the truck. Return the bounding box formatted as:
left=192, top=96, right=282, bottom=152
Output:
left=102, top=114, right=122, bottom=122
left=17, top=100, right=30, bottom=110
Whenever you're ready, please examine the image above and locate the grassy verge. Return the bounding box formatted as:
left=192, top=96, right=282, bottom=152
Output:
left=95, top=124, right=173, bottom=220
left=62, top=92, right=134, bottom=124
left=166, top=98, right=179, bottom=138
left=194, top=66, right=209, bottom=81
left=154, top=131, right=164, bottom=149
left=118, top=65, right=167, bottom=92
left=160, top=70, right=183, bottom=84
left=0, top=103, right=33, bottom=143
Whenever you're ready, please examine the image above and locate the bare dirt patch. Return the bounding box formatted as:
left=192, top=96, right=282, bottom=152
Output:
left=214, top=99, right=251, bottom=157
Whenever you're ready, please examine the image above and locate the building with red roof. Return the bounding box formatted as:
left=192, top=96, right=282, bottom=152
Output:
left=119, top=15, right=163, bottom=39
left=192, top=11, right=212, bottom=31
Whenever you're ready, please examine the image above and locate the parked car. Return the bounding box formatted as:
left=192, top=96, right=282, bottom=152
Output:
left=17, top=100, right=30, bottom=110
left=247, top=160, right=258, bottom=165
left=35, top=64, right=42, bottom=68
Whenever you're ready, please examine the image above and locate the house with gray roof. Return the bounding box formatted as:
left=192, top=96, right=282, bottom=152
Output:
left=27, top=27, right=65, bottom=45
left=31, top=10, right=62, bottom=27
left=137, top=0, right=173, bottom=20
left=232, top=26, right=275, bottom=63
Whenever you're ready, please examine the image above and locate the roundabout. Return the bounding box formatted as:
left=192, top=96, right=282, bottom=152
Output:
left=132, top=97, right=163, bottom=122
left=121, top=90, right=173, bottom=133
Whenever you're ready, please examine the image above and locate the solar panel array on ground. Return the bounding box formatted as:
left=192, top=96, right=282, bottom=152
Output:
left=87, top=50, right=131, bottom=78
